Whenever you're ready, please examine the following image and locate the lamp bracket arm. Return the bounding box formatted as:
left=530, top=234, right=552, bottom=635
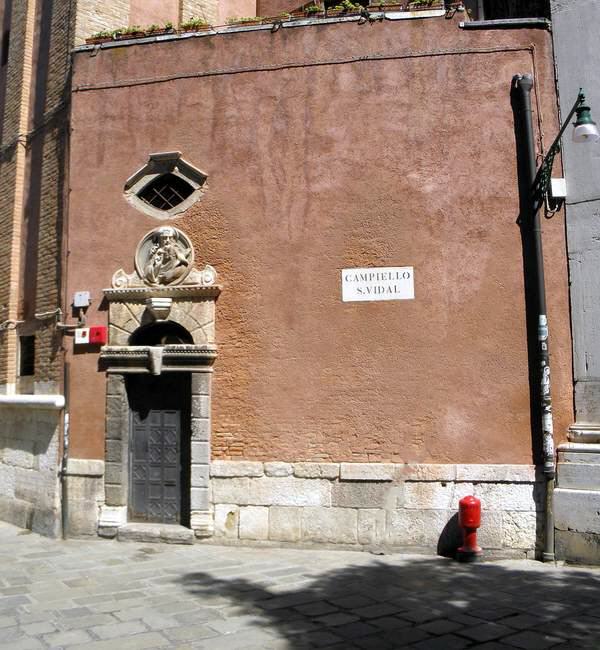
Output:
left=532, top=90, right=585, bottom=200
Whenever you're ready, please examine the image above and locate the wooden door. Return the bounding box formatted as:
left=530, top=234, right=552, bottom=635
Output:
left=127, top=374, right=190, bottom=524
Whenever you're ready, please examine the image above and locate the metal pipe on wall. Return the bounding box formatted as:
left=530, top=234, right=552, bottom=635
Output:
left=512, top=73, right=555, bottom=562
left=61, top=362, right=70, bottom=540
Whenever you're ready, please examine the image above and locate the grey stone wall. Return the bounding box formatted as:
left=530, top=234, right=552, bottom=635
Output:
left=0, top=406, right=61, bottom=536
left=210, top=462, right=543, bottom=557
left=551, top=0, right=600, bottom=565
left=551, top=0, right=600, bottom=425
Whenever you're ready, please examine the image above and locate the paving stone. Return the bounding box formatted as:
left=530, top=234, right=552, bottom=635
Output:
left=6, top=639, right=46, bottom=650
left=470, top=607, right=520, bottom=622
left=69, top=632, right=169, bottom=650
left=293, top=601, right=339, bottom=616
left=43, top=628, right=94, bottom=647
left=59, top=607, right=92, bottom=618
left=502, top=613, right=543, bottom=630
left=410, top=633, right=472, bottom=649
left=400, top=607, right=444, bottom=623
left=194, top=628, right=277, bottom=649
left=459, top=622, right=515, bottom=642
left=0, top=615, right=17, bottom=628
left=370, top=615, right=412, bottom=630
left=90, top=620, right=148, bottom=639
left=60, top=613, right=116, bottom=630
left=300, top=629, right=344, bottom=647
left=331, top=621, right=379, bottom=638
left=22, top=620, right=57, bottom=635
left=329, top=594, right=375, bottom=609
left=0, top=625, right=25, bottom=643
left=380, top=626, right=431, bottom=645
left=207, top=614, right=265, bottom=634
left=315, top=611, right=360, bottom=627
left=418, top=618, right=464, bottom=635
left=502, top=630, right=566, bottom=649
left=352, top=602, right=402, bottom=619
left=164, top=623, right=221, bottom=642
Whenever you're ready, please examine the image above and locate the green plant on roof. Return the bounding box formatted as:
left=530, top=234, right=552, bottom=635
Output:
left=165, top=21, right=174, bottom=29
left=146, top=24, right=161, bottom=33
left=332, top=0, right=362, bottom=10
left=181, top=16, right=209, bottom=29
left=305, top=4, right=322, bottom=13
left=226, top=16, right=263, bottom=23
left=90, top=29, right=112, bottom=39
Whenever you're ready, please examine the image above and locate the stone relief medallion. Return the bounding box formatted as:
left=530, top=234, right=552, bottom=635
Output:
left=110, top=226, right=217, bottom=290
left=135, top=226, right=194, bottom=286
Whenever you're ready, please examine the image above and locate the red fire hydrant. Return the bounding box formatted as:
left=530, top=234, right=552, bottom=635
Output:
left=457, top=495, right=483, bottom=562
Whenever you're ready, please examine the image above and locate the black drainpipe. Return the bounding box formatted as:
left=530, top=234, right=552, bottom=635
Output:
left=61, top=361, right=70, bottom=539
left=511, top=73, right=555, bottom=562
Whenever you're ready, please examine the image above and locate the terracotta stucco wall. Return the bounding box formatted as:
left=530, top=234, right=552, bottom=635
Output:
left=67, top=16, right=573, bottom=463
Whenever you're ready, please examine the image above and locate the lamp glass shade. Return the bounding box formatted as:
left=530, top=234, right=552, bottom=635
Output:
left=573, top=104, right=600, bottom=142
left=573, top=121, right=600, bottom=143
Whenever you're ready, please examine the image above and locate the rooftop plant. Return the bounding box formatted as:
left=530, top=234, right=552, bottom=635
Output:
left=226, top=16, right=264, bottom=23
left=180, top=16, right=209, bottom=29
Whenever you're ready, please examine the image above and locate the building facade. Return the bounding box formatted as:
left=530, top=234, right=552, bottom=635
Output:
left=551, top=0, right=600, bottom=564
left=0, top=1, right=582, bottom=560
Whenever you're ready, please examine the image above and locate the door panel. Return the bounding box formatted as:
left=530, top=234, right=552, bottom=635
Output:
left=127, top=374, right=191, bottom=525
left=130, top=409, right=180, bottom=523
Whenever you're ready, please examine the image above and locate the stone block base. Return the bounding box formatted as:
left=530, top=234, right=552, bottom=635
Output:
left=555, top=530, right=600, bottom=565
left=0, top=494, right=60, bottom=537
left=65, top=459, right=105, bottom=536
left=210, top=462, right=543, bottom=556
left=0, top=405, right=61, bottom=537
left=117, top=523, right=194, bottom=544
left=555, top=443, right=600, bottom=565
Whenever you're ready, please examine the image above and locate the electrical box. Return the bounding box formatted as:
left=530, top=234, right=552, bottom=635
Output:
left=89, top=326, right=108, bottom=345
left=550, top=178, right=567, bottom=199
left=74, top=328, right=90, bottom=344
left=73, top=291, right=91, bottom=308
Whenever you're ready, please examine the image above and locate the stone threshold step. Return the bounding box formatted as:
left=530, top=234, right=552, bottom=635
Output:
left=117, top=523, right=194, bottom=545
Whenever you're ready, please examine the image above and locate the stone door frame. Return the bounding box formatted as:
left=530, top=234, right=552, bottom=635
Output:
left=97, top=283, right=220, bottom=539
left=99, top=368, right=212, bottom=538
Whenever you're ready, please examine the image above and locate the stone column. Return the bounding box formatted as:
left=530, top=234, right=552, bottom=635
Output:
left=190, top=370, right=213, bottom=537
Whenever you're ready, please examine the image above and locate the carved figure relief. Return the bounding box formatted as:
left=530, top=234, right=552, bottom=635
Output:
left=111, top=227, right=217, bottom=289
left=136, top=227, right=193, bottom=286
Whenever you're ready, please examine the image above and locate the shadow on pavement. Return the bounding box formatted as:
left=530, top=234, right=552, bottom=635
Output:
left=177, top=555, right=600, bottom=648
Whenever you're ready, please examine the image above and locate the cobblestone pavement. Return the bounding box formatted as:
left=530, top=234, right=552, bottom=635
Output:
left=0, top=522, right=599, bottom=649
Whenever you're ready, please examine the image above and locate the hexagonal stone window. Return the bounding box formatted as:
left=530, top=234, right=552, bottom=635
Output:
left=124, top=152, right=207, bottom=219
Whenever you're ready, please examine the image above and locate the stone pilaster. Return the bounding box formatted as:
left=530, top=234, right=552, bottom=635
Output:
left=190, top=370, right=213, bottom=537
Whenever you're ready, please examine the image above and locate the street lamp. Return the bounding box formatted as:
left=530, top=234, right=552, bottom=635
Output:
left=512, top=74, right=599, bottom=563
left=533, top=88, right=600, bottom=211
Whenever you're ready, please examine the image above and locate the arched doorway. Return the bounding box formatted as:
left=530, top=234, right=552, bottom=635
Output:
left=125, top=322, right=194, bottom=526
left=100, top=238, right=220, bottom=538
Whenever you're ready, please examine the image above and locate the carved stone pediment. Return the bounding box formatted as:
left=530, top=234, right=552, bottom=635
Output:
left=103, top=227, right=221, bottom=353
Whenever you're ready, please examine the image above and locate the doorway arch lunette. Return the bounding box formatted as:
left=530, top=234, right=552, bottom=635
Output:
left=97, top=230, right=221, bottom=540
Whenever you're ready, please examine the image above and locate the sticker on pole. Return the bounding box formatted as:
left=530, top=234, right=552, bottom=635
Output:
left=341, top=267, right=414, bottom=302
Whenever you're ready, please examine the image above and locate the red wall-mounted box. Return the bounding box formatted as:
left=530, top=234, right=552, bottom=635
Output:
left=89, top=326, right=107, bottom=345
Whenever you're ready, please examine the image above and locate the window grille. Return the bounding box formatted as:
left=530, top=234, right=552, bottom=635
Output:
left=138, top=173, right=195, bottom=211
